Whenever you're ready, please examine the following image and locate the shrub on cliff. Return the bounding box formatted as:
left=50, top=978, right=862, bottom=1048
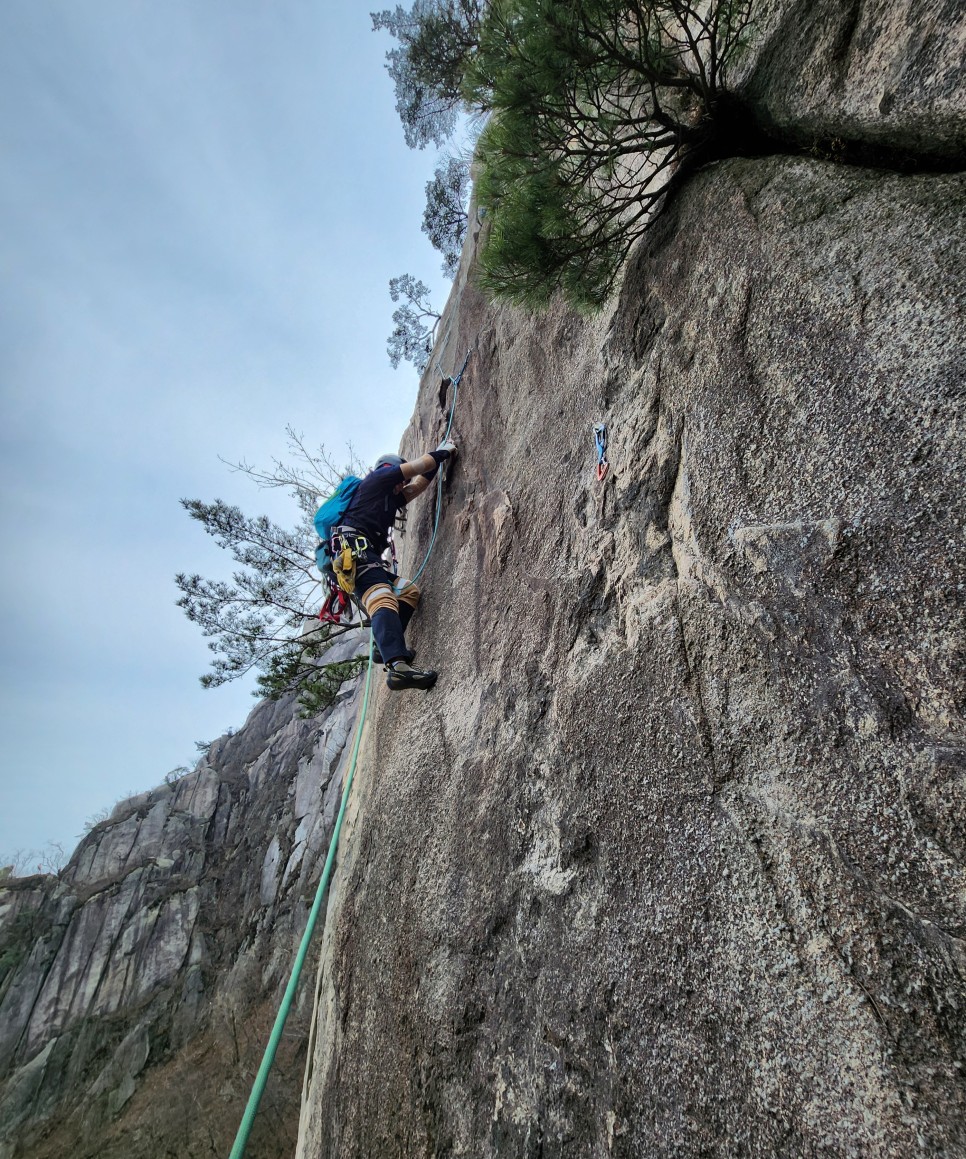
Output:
left=466, top=0, right=754, bottom=309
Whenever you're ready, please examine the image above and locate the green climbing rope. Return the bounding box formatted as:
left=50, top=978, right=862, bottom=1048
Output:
left=228, top=635, right=375, bottom=1159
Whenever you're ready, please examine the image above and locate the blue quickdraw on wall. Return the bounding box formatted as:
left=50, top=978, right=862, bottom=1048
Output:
left=593, top=422, right=609, bottom=481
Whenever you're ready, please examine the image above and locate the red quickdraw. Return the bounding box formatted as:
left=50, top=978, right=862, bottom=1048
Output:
left=319, top=585, right=351, bottom=625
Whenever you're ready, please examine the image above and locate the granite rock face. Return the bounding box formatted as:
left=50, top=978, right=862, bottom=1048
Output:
left=733, top=0, right=966, bottom=160
left=294, top=58, right=966, bottom=1159
left=0, top=635, right=367, bottom=1159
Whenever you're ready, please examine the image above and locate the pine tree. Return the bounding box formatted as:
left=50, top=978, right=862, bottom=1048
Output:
left=372, top=0, right=485, bottom=148
left=175, top=432, right=366, bottom=713
left=466, top=0, right=755, bottom=309
left=422, top=153, right=472, bottom=278
left=386, top=274, right=442, bottom=372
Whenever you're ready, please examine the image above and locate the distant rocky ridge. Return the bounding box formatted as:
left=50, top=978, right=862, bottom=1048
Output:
left=0, top=634, right=366, bottom=1159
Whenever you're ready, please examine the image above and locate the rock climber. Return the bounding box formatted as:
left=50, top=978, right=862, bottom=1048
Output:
left=334, top=441, right=457, bottom=690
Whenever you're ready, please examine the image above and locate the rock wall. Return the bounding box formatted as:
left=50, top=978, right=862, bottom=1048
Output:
left=0, top=635, right=366, bottom=1159
left=734, top=0, right=966, bottom=159
left=295, top=4, right=966, bottom=1155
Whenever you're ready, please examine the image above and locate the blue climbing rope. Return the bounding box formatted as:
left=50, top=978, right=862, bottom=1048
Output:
left=398, top=346, right=472, bottom=591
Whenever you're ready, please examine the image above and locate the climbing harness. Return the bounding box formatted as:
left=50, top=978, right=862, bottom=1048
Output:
left=317, top=525, right=395, bottom=628
left=228, top=342, right=475, bottom=1159
left=329, top=528, right=372, bottom=595
left=593, top=422, right=609, bottom=481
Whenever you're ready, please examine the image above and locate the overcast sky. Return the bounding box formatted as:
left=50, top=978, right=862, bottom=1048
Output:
left=0, top=0, right=456, bottom=864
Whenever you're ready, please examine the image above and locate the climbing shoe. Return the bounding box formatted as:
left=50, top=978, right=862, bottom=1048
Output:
left=386, top=661, right=438, bottom=691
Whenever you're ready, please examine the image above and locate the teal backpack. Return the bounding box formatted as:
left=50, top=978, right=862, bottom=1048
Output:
left=313, top=476, right=361, bottom=575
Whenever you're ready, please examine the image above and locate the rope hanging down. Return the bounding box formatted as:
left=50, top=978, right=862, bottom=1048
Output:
left=228, top=345, right=472, bottom=1159
left=228, top=636, right=375, bottom=1159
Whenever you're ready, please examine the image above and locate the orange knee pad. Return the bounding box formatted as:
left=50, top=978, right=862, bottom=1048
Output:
left=362, top=584, right=399, bottom=617
left=397, top=581, right=421, bottom=612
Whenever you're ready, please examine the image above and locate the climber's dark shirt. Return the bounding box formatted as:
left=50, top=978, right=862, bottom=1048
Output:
left=341, top=465, right=407, bottom=555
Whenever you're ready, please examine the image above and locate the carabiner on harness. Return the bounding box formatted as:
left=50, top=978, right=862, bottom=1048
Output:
left=334, top=546, right=356, bottom=594
left=330, top=528, right=370, bottom=595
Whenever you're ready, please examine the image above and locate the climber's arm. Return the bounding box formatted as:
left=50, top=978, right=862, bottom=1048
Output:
left=401, top=472, right=434, bottom=502
left=399, top=443, right=457, bottom=502
left=399, top=452, right=439, bottom=482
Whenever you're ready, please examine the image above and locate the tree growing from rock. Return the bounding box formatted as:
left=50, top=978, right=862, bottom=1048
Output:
left=175, top=430, right=366, bottom=712
left=423, top=152, right=472, bottom=278
left=371, top=0, right=485, bottom=149
left=373, top=2, right=479, bottom=368
left=466, top=0, right=755, bottom=309
left=373, top=0, right=755, bottom=310
left=386, top=274, right=442, bottom=372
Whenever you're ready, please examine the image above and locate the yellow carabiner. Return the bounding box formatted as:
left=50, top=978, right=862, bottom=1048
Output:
left=334, top=545, right=357, bottom=594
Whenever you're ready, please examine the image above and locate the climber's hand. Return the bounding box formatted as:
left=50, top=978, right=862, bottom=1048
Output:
left=437, top=439, right=457, bottom=458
